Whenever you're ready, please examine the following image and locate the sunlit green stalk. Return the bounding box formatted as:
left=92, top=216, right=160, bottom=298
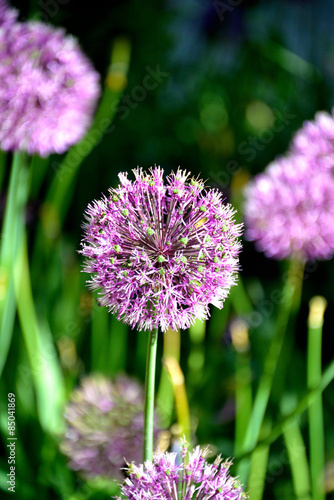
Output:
left=156, top=328, right=181, bottom=428
left=307, top=296, right=327, bottom=500
left=143, top=328, right=158, bottom=461
left=163, top=356, right=191, bottom=445
left=238, top=258, right=305, bottom=482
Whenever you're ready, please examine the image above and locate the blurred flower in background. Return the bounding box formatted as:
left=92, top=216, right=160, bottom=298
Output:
left=243, top=153, right=334, bottom=261
left=0, top=1, right=100, bottom=157
left=118, top=445, right=247, bottom=499
left=61, top=374, right=157, bottom=480
left=291, top=110, right=334, bottom=172
left=0, top=0, right=17, bottom=28
left=80, top=166, right=243, bottom=332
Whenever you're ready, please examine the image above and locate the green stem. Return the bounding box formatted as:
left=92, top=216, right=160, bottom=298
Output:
left=238, top=259, right=305, bottom=482
left=143, top=328, right=158, bottom=461
left=235, top=349, right=252, bottom=456
left=307, top=296, right=326, bottom=500
left=283, top=420, right=311, bottom=499
left=281, top=394, right=311, bottom=500
left=247, top=420, right=271, bottom=500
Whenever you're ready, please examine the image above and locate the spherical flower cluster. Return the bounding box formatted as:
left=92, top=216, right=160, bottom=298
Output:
left=80, top=166, right=243, bottom=332
left=61, top=375, right=155, bottom=480
left=290, top=111, right=334, bottom=172
left=117, top=445, right=247, bottom=499
left=244, top=155, right=334, bottom=261
left=0, top=5, right=100, bottom=156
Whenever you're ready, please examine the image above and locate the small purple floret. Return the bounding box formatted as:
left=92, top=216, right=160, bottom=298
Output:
left=80, top=167, right=243, bottom=332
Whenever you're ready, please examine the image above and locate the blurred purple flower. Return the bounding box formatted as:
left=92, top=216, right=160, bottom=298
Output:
left=244, top=155, right=334, bottom=261
left=118, top=445, right=247, bottom=499
left=0, top=16, right=100, bottom=156
left=0, top=0, right=17, bottom=28
left=61, top=375, right=156, bottom=480
left=290, top=111, right=334, bottom=172
left=80, top=166, right=242, bottom=332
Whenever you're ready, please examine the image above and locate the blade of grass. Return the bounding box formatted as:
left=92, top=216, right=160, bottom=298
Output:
left=0, top=152, right=29, bottom=378
left=237, top=259, right=305, bottom=482
left=240, top=357, right=334, bottom=456
left=14, top=237, right=65, bottom=434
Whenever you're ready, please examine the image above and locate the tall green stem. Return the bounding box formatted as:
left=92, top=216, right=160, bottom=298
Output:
left=307, top=296, right=326, bottom=500
left=238, top=258, right=305, bottom=482
left=143, top=328, right=158, bottom=461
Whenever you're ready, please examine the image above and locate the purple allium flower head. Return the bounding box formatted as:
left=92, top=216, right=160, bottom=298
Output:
left=0, top=19, right=100, bottom=156
left=61, top=375, right=157, bottom=480
left=244, top=155, right=334, bottom=261
left=117, top=445, right=247, bottom=499
left=290, top=111, right=334, bottom=172
left=0, top=0, right=17, bottom=28
left=80, top=167, right=242, bottom=332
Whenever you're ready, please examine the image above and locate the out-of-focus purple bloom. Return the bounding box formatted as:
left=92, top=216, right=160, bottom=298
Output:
left=61, top=375, right=156, bottom=480
left=0, top=0, right=17, bottom=28
left=244, top=155, right=334, bottom=261
left=80, top=167, right=242, bottom=332
left=0, top=17, right=100, bottom=156
left=291, top=111, right=334, bottom=172
left=117, top=445, right=247, bottom=499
